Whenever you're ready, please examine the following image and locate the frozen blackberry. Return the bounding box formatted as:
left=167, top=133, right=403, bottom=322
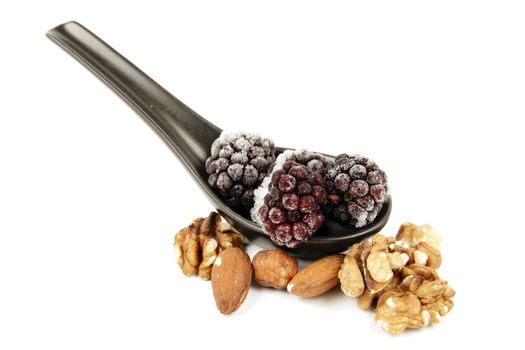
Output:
left=324, top=154, right=389, bottom=228
left=252, top=158, right=328, bottom=248
left=280, top=149, right=331, bottom=175
left=206, top=132, right=276, bottom=211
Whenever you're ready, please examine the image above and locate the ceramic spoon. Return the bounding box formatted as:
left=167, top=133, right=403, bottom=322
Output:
left=46, top=21, right=391, bottom=258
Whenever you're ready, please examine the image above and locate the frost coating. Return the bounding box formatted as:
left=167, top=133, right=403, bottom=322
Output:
left=251, top=149, right=329, bottom=224
left=206, top=131, right=276, bottom=211
left=251, top=150, right=295, bottom=224
left=250, top=150, right=328, bottom=248
left=324, top=153, right=389, bottom=228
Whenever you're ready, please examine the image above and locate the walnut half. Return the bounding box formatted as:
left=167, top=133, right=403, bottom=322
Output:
left=375, top=264, right=455, bottom=334
left=174, top=212, right=245, bottom=280
left=375, top=291, right=430, bottom=334
left=396, top=222, right=443, bottom=251
left=339, top=234, right=409, bottom=300
left=338, top=255, right=364, bottom=297
left=338, top=223, right=454, bottom=335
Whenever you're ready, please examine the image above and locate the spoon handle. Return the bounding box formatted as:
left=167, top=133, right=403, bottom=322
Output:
left=46, top=21, right=221, bottom=176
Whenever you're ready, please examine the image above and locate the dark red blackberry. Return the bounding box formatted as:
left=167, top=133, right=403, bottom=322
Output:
left=255, top=161, right=327, bottom=248
left=206, top=132, right=276, bottom=211
left=324, top=154, right=389, bottom=228
left=282, top=149, right=331, bottom=175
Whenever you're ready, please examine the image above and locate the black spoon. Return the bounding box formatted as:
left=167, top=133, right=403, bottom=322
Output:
left=46, top=21, right=391, bottom=258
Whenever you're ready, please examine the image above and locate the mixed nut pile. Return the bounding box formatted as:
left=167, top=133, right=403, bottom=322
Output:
left=174, top=214, right=455, bottom=335
left=173, top=131, right=454, bottom=335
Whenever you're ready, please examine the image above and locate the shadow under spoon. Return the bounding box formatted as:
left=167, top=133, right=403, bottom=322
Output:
left=46, top=21, right=391, bottom=258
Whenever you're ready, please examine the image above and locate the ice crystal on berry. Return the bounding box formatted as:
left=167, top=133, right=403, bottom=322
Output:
left=252, top=151, right=328, bottom=248
left=206, top=132, right=276, bottom=211
left=324, top=154, right=388, bottom=228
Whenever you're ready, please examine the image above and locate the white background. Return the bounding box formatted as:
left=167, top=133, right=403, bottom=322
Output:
left=1, top=1, right=524, bottom=348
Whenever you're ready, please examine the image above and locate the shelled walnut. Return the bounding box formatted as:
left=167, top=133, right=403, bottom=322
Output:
left=174, top=212, right=245, bottom=280
left=338, top=222, right=454, bottom=334
left=375, top=264, right=455, bottom=334
left=339, top=234, right=410, bottom=301
left=375, top=290, right=430, bottom=334
left=396, top=222, right=442, bottom=251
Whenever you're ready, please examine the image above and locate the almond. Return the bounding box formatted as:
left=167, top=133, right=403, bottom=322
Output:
left=211, top=247, right=252, bottom=314
left=252, top=249, right=298, bottom=289
left=287, top=254, right=344, bottom=297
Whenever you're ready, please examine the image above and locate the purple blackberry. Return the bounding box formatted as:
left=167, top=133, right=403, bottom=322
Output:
left=324, top=154, right=389, bottom=228
left=206, top=132, right=276, bottom=211
left=254, top=161, right=327, bottom=248
left=281, top=149, right=331, bottom=175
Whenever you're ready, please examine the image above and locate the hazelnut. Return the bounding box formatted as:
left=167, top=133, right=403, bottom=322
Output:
left=252, top=249, right=298, bottom=289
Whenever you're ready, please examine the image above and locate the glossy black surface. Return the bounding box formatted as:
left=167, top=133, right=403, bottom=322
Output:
left=46, top=21, right=391, bottom=258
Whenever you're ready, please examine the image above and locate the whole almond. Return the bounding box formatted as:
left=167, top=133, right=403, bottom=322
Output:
left=252, top=249, right=298, bottom=289
left=211, top=247, right=252, bottom=314
left=287, top=254, right=344, bottom=297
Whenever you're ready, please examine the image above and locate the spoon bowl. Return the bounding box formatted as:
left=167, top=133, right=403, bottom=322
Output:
left=47, top=21, right=391, bottom=258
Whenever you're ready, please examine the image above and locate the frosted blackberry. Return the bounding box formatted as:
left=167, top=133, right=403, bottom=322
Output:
left=252, top=160, right=327, bottom=248
left=281, top=149, right=331, bottom=175
left=206, top=132, right=276, bottom=211
left=324, top=154, right=389, bottom=228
